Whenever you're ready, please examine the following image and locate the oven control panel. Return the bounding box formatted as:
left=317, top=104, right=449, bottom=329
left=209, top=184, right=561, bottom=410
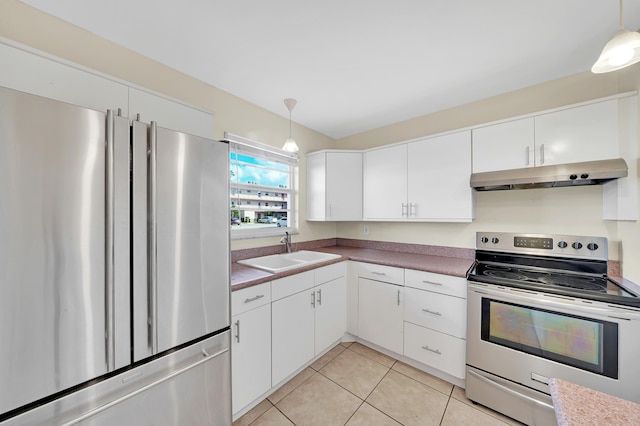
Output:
left=476, top=232, right=608, bottom=260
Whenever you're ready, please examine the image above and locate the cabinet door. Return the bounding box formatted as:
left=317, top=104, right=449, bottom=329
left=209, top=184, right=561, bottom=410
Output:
left=407, top=131, right=474, bottom=221
left=472, top=118, right=534, bottom=173
left=271, top=290, right=315, bottom=386
left=534, top=99, right=619, bottom=166
left=306, top=153, right=327, bottom=221
left=326, top=152, right=363, bottom=220
left=358, top=278, right=403, bottom=354
left=232, top=304, right=271, bottom=415
left=363, top=144, right=407, bottom=220
left=314, top=277, right=347, bottom=353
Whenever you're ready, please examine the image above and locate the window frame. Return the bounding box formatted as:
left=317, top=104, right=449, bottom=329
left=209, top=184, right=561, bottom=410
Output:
left=225, top=132, right=298, bottom=240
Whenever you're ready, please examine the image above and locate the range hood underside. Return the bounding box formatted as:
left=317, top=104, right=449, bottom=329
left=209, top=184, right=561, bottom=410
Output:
left=470, top=158, right=628, bottom=191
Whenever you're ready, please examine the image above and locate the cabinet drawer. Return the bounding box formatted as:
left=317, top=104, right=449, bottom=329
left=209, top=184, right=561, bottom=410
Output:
left=404, top=287, right=466, bottom=338
left=404, top=269, right=466, bottom=298
left=315, top=262, right=346, bottom=285
left=271, top=270, right=315, bottom=301
left=232, top=282, right=271, bottom=316
left=357, top=263, right=404, bottom=285
left=404, top=322, right=466, bottom=379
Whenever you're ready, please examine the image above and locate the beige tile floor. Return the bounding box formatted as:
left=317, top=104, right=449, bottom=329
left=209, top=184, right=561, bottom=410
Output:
left=234, top=342, right=524, bottom=426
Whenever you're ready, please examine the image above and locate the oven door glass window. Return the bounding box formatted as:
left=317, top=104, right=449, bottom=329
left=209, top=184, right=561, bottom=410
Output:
left=480, top=298, right=618, bottom=379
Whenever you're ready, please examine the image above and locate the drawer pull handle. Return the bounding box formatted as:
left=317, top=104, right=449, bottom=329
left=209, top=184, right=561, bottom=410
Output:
left=422, top=345, right=442, bottom=355
left=244, top=294, right=265, bottom=304
left=422, top=280, right=442, bottom=286
left=371, top=271, right=387, bottom=276
left=422, top=308, right=442, bottom=316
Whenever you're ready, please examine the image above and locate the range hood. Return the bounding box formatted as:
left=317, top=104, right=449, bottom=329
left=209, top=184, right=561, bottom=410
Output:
left=470, top=158, right=628, bottom=191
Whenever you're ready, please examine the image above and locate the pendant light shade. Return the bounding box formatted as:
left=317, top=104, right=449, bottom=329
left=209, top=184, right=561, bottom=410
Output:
left=592, top=0, right=640, bottom=73
left=282, top=98, right=299, bottom=153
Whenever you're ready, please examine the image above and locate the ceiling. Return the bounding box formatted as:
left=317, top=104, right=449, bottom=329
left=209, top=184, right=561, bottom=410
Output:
left=21, top=0, right=640, bottom=139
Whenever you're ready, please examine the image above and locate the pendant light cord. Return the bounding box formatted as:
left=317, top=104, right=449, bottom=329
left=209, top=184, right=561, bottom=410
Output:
left=619, top=0, right=624, bottom=29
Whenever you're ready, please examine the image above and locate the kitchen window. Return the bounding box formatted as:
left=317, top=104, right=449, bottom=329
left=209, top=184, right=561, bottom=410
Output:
left=226, top=133, right=298, bottom=239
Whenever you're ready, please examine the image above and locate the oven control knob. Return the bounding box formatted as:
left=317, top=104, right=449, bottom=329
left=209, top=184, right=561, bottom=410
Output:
left=480, top=237, right=489, bottom=243
left=558, top=241, right=568, bottom=249
left=572, top=242, right=583, bottom=249
left=587, top=243, right=599, bottom=251
left=491, top=237, right=499, bottom=244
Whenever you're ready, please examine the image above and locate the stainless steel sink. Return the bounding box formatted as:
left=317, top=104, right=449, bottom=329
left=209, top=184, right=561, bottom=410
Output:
left=237, top=250, right=341, bottom=273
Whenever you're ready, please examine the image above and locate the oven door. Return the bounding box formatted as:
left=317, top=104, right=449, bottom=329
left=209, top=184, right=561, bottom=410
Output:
left=466, top=282, right=640, bottom=423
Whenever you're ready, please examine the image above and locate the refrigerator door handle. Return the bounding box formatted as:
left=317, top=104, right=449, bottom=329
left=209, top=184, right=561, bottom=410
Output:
left=106, top=110, right=115, bottom=371
left=58, top=347, right=230, bottom=426
left=149, top=121, right=158, bottom=354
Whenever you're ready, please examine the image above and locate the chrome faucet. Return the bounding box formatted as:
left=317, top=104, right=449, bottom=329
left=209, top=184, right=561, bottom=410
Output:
left=280, top=231, right=292, bottom=253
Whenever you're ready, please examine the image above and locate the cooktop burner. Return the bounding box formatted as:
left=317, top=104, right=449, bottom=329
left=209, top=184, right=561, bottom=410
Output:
left=479, top=264, right=610, bottom=294
left=470, top=232, right=639, bottom=307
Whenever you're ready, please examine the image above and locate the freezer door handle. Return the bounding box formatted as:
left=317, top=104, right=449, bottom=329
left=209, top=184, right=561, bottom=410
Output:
left=149, top=121, right=158, bottom=354
left=106, top=109, right=115, bottom=371
left=58, top=346, right=230, bottom=426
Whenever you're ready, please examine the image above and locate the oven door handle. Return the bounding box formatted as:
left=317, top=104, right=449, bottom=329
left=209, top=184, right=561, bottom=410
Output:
left=467, top=370, right=554, bottom=410
left=469, top=284, right=640, bottom=320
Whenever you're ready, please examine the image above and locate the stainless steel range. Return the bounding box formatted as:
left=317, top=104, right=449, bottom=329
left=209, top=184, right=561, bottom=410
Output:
left=466, top=232, right=640, bottom=426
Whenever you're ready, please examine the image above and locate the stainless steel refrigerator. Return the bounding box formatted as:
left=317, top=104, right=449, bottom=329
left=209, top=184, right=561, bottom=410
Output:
left=0, top=86, right=231, bottom=425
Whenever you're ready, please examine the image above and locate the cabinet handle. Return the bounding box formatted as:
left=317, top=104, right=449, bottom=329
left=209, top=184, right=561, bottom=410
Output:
left=234, top=320, right=240, bottom=343
left=525, top=146, right=530, bottom=166
left=409, top=202, right=416, bottom=217
left=371, top=271, right=387, bottom=276
left=421, top=345, right=442, bottom=355
left=317, top=289, right=322, bottom=306
left=422, top=308, right=442, bottom=316
left=311, top=291, right=316, bottom=308
left=397, top=289, right=401, bottom=306
left=402, top=203, right=408, bottom=217
left=539, top=144, right=545, bottom=165
left=422, top=280, right=442, bottom=286
left=244, top=294, right=265, bottom=304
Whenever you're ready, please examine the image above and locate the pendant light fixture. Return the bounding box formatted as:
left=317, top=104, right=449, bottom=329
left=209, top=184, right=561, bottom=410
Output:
left=592, top=0, right=640, bottom=73
left=282, top=98, right=299, bottom=153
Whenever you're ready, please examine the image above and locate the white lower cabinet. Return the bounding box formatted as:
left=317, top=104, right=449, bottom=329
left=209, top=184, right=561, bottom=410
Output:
left=315, top=276, right=347, bottom=351
left=271, top=263, right=347, bottom=386
left=232, top=304, right=271, bottom=415
left=271, top=286, right=316, bottom=386
left=358, top=278, right=404, bottom=354
left=404, top=322, right=466, bottom=379
left=403, top=270, right=467, bottom=380
left=231, top=283, right=272, bottom=416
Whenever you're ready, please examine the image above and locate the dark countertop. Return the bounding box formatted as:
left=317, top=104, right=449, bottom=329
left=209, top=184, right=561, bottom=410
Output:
left=549, top=378, right=640, bottom=425
left=231, top=245, right=475, bottom=291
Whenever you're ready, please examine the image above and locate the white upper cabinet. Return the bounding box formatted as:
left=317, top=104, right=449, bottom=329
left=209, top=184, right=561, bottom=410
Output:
left=472, top=99, right=621, bottom=173
left=363, top=144, right=408, bottom=220
left=534, top=99, right=619, bottom=166
left=1, top=43, right=129, bottom=115
left=306, top=150, right=363, bottom=221
left=1, top=43, right=213, bottom=139
left=472, top=118, right=534, bottom=173
left=407, top=131, right=474, bottom=221
left=363, top=131, right=474, bottom=222
left=128, top=88, right=214, bottom=139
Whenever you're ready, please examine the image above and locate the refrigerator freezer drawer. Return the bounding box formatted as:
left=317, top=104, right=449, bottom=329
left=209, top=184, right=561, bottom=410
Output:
left=2, top=331, right=231, bottom=426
